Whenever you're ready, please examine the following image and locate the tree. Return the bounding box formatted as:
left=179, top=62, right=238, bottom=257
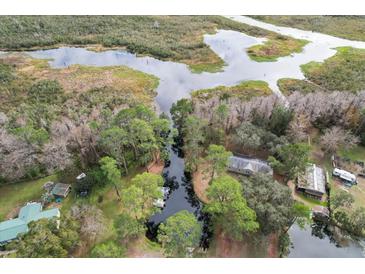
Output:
left=268, top=105, right=293, bottom=136
left=11, top=125, right=49, bottom=147
left=234, top=122, right=264, bottom=152
left=204, top=175, right=259, bottom=240
left=129, top=118, right=158, bottom=166
left=242, top=174, right=294, bottom=234
left=205, top=144, right=232, bottom=181
left=268, top=143, right=310, bottom=182
left=11, top=219, right=68, bottom=258
left=349, top=207, right=365, bottom=236
left=320, top=126, right=359, bottom=154
left=158, top=210, right=202, bottom=257
left=130, top=172, right=164, bottom=219
left=114, top=213, right=145, bottom=241
left=286, top=202, right=311, bottom=232
left=71, top=204, right=106, bottom=243
left=57, top=213, right=81, bottom=252
left=170, top=98, right=193, bottom=132
left=183, top=115, right=206, bottom=172
left=90, top=241, right=126, bottom=258
left=99, top=156, right=121, bottom=198
left=121, top=185, right=144, bottom=220
left=332, top=190, right=354, bottom=210
left=151, top=117, right=174, bottom=161
left=99, top=127, right=129, bottom=174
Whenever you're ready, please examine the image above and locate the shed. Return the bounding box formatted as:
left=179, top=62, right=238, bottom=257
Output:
left=51, top=183, right=71, bottom=198
left=227, top=156, right=273, bottom=176
left=297, top=164, right=326, bottom=200
left=0, top=202, right=60, bottom=244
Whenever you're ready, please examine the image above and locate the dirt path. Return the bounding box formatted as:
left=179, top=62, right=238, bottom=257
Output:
left=147, top=158, right=164, bottom=175
left=192, top=162, right=210, bottom=204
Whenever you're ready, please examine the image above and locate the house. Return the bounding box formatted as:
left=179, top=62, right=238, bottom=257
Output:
left=0, top=202, right=60, bottom=245
left=332, top=168, right=357, bottom=185
left=227, top=155, right=273, bottom=176
left=296, top=164, right=326, bottom=200
left=51, top=183, right=71, bottom=198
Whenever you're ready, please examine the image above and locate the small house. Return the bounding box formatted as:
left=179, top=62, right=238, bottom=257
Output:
left=227, top=155, right=273, bottom=176
left=297, top=164, right=326, bottom=200
left=51, top=183, right=71, bottom=198
left=0, top=202, right=60, bottom=245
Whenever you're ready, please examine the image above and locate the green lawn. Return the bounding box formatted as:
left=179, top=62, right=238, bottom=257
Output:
left=0, top=175, right=57, bottom=221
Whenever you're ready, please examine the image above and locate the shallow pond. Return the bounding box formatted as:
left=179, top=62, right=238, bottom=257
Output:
left=23, top=16, right=365, bottom=257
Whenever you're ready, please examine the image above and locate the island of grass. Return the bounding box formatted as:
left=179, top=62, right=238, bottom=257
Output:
left=247, top=35, right=308, bottom=62
left=191, top=80, right=272, bottom=101
left=0, top=16, right=309, bottom=72
left=277, top=78, right=324, bottom=96
left=300, top=47, right=365, bottom=92
left=250, top=16, right=365, bottom=42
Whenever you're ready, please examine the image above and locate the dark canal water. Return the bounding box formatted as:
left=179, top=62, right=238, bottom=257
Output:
left=20, top=16, right=365, bottom=257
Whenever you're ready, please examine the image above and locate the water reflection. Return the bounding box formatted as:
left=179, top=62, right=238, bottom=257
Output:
left=288, top=222, right=365, bottom=258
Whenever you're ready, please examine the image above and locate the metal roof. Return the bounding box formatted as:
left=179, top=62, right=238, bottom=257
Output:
left=227, top=156, right=273, bottom=175
left=51, top=183, right=71, bottom=197
left=298, top=164, right=326, bottom=194
left=0, top=202, right=60, bottom=244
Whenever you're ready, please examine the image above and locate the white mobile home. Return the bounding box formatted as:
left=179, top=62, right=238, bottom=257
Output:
left=332, top=168, right=357, bottom=184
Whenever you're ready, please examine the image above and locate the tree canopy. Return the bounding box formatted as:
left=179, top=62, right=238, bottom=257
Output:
left=158, top=210, right=202, bottom=257
left=204, top=175, right=259, bottom=240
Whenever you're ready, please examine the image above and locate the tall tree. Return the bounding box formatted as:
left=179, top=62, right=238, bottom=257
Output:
left=130, top=172, right=164, bottom=219
left=204, top=175, right=259, bottom=240
left=268, top=105, right=293, bottom=136
left=170, top=98, right=193, bottom=132
left=99, top=127, right=129, bottom=174
left=268, top=143, right=310, bottom=182
left=158, top=210, right=202, bottom=257
left=10, top=219, right=68, bottom=258
left=205, top=144, right=232, bottom=181
left=242, top=173, right=294, bottom=235
left=99, top=156, right=122, bottom=198
left=183, top=115, right=206, bottom=172
left=90, top=241, right=126, bottom=258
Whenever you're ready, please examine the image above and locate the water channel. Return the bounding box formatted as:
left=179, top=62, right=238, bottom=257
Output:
left=23, top=16, right=365, bottom=257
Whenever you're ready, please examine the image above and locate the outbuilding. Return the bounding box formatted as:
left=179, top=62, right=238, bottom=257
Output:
left=51, top=183, right=71, bottom=198
left=296, top=164, right=327, bottom=200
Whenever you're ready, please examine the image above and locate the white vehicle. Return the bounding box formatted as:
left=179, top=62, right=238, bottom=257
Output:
left=332, top=168, right=357, bottom=184
left=161, top=187, right=170, bottom=200
left=153, top=198, right=165, bottom=208
left=76, top=173, right=86, bottom=180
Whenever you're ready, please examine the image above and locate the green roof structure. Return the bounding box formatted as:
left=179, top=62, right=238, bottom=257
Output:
left=0, top=202, right=60, bottom=244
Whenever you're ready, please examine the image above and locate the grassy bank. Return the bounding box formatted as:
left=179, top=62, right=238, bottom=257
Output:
left=251, top=16, right=365, bottom=42
left=277, top=78, right=324, bottom=96
left=247, top=36, right=308, bottom=62
left=300, top=47, right=365, bottom=92
left=191, top=80, right=272, bottom=101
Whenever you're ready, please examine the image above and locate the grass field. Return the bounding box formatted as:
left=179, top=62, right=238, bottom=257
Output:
left=191, top=80, right=272, bottom=101
left=300, top=47, right=365, bottom=92
left=277, top=78, right=324, bottom=96
left=251, top=16, right=365, bottom=42
left=0, top=175, right=57, bottom=221
left=247, top=36, right=308, bottom=62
